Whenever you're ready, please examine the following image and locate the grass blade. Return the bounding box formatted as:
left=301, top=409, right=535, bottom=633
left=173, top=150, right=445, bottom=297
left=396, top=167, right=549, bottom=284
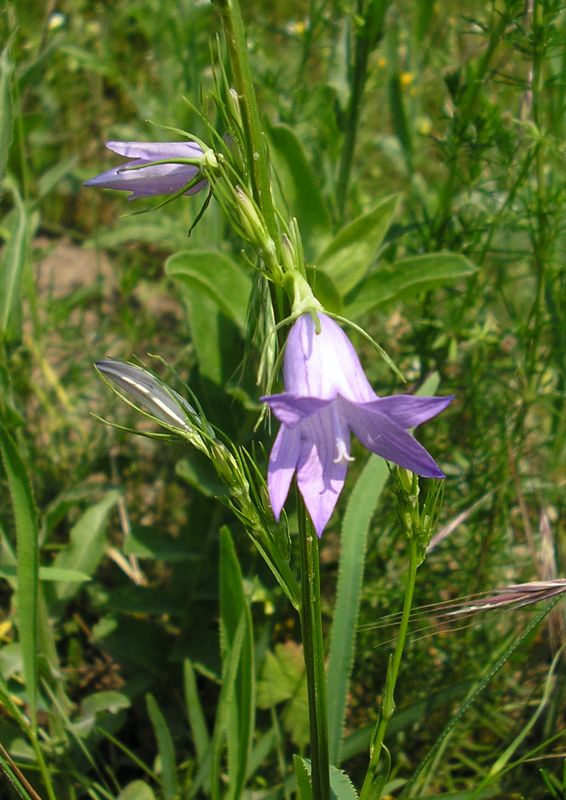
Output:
left=401, top=598, right=562, bottom=797
left=219, top=526, right=255, bottom=800
left=0, top=423, right=39, bottom=725
left=183, top=658, right=210, bottom=770
left=327, top=455, right=388, bottom=765
left=0, top=182, right=29, bottom=341
left=146, top=693, right=177, bottom=800
left=0, top=43, right=13, bottom=181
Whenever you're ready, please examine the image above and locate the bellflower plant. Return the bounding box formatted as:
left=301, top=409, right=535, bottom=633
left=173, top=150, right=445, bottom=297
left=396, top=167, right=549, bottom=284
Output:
left=84, top=140, right=207, bottom=200
left=263, top=312, right=453, bottom=536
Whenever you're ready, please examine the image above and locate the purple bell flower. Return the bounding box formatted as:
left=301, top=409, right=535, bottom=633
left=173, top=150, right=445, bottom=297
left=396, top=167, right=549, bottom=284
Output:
left=263, top=313, right=453, bottom=536
left=84, top=141, right=207, bottom=200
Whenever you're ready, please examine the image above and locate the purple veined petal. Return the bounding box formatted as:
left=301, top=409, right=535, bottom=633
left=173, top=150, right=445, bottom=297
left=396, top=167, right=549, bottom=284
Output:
left=295, top=405, right=350, bottom=536
left=105, top=141, right=204, bottom=160
left=361, top=394, right=454, bottom=429
left=344, top=400, right=445, bottom=478
left=262, top=393, right=333, bottom=427
left=283, top=313, right=376, bottom=403
left=267, top=425, right=301, bottom=521
left=85, top=162, right=202, bottom=199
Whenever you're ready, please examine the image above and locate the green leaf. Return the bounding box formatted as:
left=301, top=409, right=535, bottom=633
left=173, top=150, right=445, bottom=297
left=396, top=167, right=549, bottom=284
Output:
left=327, top=456, right=388, bottom=765
left=362, top=742, right=391, bottom=800
left=268, top=123, right=332, bottom=258
left=0, top=565, right=90, bottom=583
left=175, top=455, right=226, bottom=497
left=166, top=251, right=248, bottom=386
left=257, top=642, right=305, bottom=708
left=389, top=74, right=413, bottom=171
left=293, top=755, right=312, bottom=800
left=183, top=659, right=210, bottom=771
left=146, top=694, right=177, bottom=800
left=257, top=642, right=309, bottom=748
left=0, top=43, right=13, bottom=182
left=306, top=266, right=342, bottom=315
left=118, top=781, right=157, bottom=800
left=82, top=690, right=130, bottom=717
left=317, top=195, right=400, bottom=295
left=87, top=217, right=188, bottom=250
left=0, top=183, right=28, bottom=341
left=123, top=525, right=201, bottom=562
left=346, top=252, right=479, bottom=318
left=219, top=527, right=254, bottom=800
left=0, top=423, right=38, bottom=723
left=37, top=156, right=78, bottom=200
left=52, top=491, right=120, bottom=603
left=330, top=765, right=360, bottom=800
left=165, top=248, right=251, bottom=332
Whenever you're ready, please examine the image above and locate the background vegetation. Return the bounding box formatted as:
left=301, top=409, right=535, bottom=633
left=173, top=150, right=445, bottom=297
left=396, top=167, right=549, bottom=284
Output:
left=0, top=0, right=564, bottom=798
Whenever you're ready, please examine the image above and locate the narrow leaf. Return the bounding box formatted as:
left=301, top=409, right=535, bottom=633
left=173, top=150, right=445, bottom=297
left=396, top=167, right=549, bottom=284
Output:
left=0, top=566, right=90, bottom=583
left=0, top=183, right=28, bottom=340
left=327, top=456, right=388, bottom=764
left=268, top=123, right=332, bottom=257
left=293, top=755, right=313, bottom=800
left=219, top=527, right=254, bottom=800
left=183, top=659, right=210, bottom=769
left=146, top=694, right=177, bottom=800
left=0, top=43, right=13, bottom=181
left=0, top=423, right=38, bottom=723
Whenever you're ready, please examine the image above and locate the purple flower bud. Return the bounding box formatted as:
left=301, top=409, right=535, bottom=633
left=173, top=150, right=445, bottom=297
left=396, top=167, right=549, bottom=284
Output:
left=262, top=313, right=453, bottom=536
left=85, top=141, right=207, bottom=200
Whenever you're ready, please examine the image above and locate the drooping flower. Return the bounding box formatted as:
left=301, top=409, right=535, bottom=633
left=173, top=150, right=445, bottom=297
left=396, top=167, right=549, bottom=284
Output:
left=262, top=313, right=453, bottom=536
left=84, top=141, right=207, bottom=200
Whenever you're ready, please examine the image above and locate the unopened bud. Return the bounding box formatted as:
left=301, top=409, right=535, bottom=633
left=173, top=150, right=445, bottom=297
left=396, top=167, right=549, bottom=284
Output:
left=235, top=186, right=270, bottom=247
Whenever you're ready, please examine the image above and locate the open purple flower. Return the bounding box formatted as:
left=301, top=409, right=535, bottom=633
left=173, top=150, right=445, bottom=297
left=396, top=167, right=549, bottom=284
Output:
left=84, top=141, right=207, bottom=200
left=262, top=313, right=453, bottom=536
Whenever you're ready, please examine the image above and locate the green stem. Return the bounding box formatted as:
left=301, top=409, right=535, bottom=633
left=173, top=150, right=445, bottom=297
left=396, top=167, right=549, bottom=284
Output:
left=359, top=536, right=419, bottom=800
left=336, top=1, right=371, bottom=225
left=431, top=5, right=509, bottom=246
left=29, top=729, right=58, bottom=800
left=211, top=0, right=280, bottom=256
left=336, top=0, right=390, bottom=224
left=297, top=495, right=330, bottom=800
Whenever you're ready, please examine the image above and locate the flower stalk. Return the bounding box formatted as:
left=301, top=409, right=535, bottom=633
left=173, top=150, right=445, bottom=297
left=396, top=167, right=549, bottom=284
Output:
left=211, top=0, right=280, bottom=256
left=297, top=495, right=330, bottom=800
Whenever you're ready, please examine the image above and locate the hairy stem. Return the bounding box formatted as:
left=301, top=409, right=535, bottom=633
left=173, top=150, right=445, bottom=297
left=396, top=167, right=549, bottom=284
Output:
left=297, top=496, right=330, bottom=800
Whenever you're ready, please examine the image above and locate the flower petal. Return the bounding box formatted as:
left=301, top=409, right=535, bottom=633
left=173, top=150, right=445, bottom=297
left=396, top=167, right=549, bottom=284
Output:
left=295, top=406, right=350, bottom=536
left=262, top=393, right=333, bottom=427
left=361, top=395, right=454, bottom=429
left=267, top=425, right=301, bottom=521
left=344, top=401, right=445, bottom=477
left=284, top=313, right=376, bottom=403
left=105, top=141, right=203, bottom=160
left=85, top=162, right=201, bottom=198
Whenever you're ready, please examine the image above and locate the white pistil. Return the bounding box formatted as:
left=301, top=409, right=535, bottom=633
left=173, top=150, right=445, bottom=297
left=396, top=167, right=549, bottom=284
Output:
left=333, top=438, right=354, bottom=464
